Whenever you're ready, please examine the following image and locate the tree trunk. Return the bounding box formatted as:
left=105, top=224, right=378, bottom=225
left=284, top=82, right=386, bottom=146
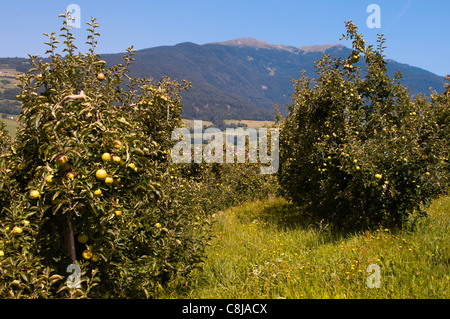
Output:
left=63, top=217, right=76, bottom=262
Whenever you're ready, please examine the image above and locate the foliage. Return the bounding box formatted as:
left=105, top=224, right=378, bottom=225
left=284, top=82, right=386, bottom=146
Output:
left=0, top=99, right=22, bottom=115
left=0, top=15, right=212, bottom=298
left=0, top=88, right=21, bottom=100
left=430, top=74, right=450, bottom=188
left=176, top=161, right=278, bottom=214
left=277, top=21, right=449, bottom=229
left=0, top=120, right=11, bottom=152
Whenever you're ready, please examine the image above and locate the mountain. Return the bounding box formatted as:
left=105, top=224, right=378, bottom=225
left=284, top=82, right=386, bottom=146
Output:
left=1, top=38, right=446, bottom=121
left=104, top=38, right=446, bottom=121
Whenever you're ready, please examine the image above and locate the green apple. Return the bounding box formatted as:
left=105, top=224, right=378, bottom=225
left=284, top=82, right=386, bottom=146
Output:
left=77, top=233, right=89, bottom=244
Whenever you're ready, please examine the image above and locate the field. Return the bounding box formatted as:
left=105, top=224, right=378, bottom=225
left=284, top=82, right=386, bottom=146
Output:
left=178, top=118, right=275, bottom=142
left=3, top=118, right=272, bottom=139
left=161, top=195, right=450, bottom=299
left=224, top=119, right=274, bottom=128
left=181, top=119, right=214, bottom=129
left=0, top=113, right=18, bottom=136
left=182, top=119, right=275, bottom=143
left=182, top=119, right=274, bottom=129
left=0, top=68, right=21, bottom=91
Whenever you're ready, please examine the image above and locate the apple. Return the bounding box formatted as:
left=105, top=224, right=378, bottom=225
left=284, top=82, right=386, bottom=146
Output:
left=30, top=190, right=40, bottom=199
left=97, top=73, right=105, bottom=81
left=0, top=250, right=4, bottom=257
left=375, top=174, right=383, bottom=180
left=350, top=54, right=360, bottom=63
left=36, top=74, right=43, bottom=81
left=82, top=250, right=92, bottom=260
left=104, top=176, right=114, bottom=185
left=127, top=163, right=136, bottom=170
left=12, top=226, right=23, bottom=234
left=45, top=175, right=54, bottom=183
left=91, top=253, right=100, bottom=262
left=66, top=171, right=76, bottom=179
left=55, top=155, right=68, bottom=166
left=96, top=169, right=107, bottom=180
left=101, top=153, right=111, bottom=162
left=113, top=140, right=122, bottom=149
left=112, top=155, right=121, bottom=163
left=115, top=210, right=122, bottom=216
left=77, top=233, right=89, bottom=244
left=94, top=189, right=102, bottom=196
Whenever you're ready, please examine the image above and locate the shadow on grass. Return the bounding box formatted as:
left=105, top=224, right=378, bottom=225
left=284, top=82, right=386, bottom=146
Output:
left=232, top=197, right=354, bottom=245
left=234, top=196, right=429, bottom=244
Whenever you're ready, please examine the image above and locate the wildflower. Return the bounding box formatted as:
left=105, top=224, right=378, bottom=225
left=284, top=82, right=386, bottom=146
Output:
left=252, top=269, right=261, bottom=276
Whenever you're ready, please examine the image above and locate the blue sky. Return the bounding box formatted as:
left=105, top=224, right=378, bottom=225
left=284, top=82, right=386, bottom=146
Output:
left=0, top=0, right=449, bottom=76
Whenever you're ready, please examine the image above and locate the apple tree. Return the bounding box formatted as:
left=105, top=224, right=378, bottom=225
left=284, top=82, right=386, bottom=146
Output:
left=277, top=21, right=448, bottom=229
left=430, top=75, right=450, bottom=190
left=0, top=15, right=211, bottom=298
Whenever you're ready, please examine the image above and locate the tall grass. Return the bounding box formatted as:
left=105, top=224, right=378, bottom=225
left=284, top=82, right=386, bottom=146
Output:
left=160, top=195, right=450, bottom=299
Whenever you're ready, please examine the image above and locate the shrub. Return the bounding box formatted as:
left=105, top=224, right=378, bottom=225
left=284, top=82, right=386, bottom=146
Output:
left=277, top=21, right=449, bottom=229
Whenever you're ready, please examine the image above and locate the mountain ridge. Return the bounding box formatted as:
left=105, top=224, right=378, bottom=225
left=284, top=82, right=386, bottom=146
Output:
left=0, top=38, right=446, bottom=121
left=209, top=37, right=344, bottom=54
left=117, top=38, right=445, bottom=121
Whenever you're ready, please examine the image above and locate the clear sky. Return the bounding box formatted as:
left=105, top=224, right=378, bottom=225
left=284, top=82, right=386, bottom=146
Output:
left=0, top=0, right=449, bottom=76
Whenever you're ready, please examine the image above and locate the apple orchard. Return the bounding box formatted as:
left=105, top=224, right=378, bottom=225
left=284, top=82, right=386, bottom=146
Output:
left=0, top=16, right=448, bottom=299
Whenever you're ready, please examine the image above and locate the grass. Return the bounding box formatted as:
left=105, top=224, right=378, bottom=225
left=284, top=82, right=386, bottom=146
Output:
left=0, top=113, right=18, bottom=137
left=161, top=195, right=450, bottom=299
